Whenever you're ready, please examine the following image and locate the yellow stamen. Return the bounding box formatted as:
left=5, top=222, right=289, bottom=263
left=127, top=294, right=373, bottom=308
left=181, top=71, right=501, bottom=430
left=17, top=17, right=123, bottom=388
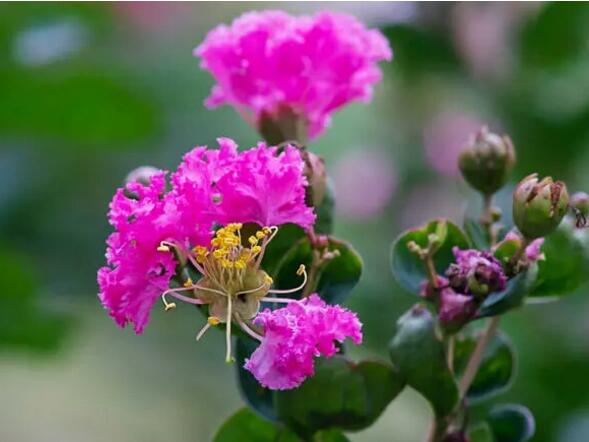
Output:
left=207, top=316, right=221, bottom=326
left=296, top=264, right=306, bottom=276
left=157, top=245, right=170, bottom=252
left=183, top=278, right=193, bottom=288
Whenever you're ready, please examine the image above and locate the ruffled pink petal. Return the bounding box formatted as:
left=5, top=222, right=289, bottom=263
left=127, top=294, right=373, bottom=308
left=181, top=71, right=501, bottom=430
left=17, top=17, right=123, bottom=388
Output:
left=195, top=10, right=392, bottom=139
left=97, top=172, right=209, bottom=334
left=244, top=294, right=362, bottom=390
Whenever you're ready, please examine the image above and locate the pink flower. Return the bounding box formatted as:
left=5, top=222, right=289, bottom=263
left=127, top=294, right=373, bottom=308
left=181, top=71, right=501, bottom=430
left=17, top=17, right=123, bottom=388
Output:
left=98, top=172, right=205, bottom=333
left=195, top=10, right=392, bottom=139
left=244, top=294, right=362, bottom=390
left=98, top=139, right=315, bottom=333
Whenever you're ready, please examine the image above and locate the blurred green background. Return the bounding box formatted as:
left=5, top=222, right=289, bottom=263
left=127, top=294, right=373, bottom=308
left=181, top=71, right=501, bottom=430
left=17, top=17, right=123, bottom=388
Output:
left=1, top=2, right=589, bottom=441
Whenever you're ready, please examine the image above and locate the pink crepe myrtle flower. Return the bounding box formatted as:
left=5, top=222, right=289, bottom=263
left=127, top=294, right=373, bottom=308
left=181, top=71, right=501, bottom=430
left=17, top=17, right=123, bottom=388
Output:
left=98, top=138, right=315, bottom=337
left=195, top=10, right=392, bottom=139
left=244, top=293, right=362, bottom=390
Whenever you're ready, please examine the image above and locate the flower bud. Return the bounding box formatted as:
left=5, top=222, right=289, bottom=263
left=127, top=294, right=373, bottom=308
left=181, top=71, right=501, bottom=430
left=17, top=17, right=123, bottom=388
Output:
left=513, top=173, right=569, bottom=239
left=458, top=126, right=515, bottom=195
left=571, top=191, right=589, bottom=216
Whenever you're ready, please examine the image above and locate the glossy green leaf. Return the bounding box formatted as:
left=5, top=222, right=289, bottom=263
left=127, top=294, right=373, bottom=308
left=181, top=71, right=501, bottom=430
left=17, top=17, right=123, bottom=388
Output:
left=276, top=356, right=404, bottom=438
left=529, top=220, right=589, bottom=297
left=454, top=331, right=516, bottom=403
left=272, top=237, right=362, bottom=304
left=488, top=404, right=535, bottom=442
left=262, top=223, right=306, bottom=277
left=477, top=265, right=538, bottom=318
left=235, top=337, right=277, bottom=422
left=390, top=219, right=470, bottom=295
left=213, top=408, right=299, bottom=442
left=389, top=305, right=458, bottom=417
left=464, top=217, right=491, bottom=250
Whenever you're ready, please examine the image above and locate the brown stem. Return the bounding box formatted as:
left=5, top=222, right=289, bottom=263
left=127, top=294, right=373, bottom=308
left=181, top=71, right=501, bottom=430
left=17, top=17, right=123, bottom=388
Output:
left=458, top=316, right=501, bottom=399
left=447, top=335, right=455, bottom=375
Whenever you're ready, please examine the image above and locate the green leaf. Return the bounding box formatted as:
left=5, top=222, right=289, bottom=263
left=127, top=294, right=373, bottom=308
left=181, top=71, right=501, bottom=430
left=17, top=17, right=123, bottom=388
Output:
left=213, top=408, right=299, bottom=442
left=389, top=305, right=458, bottom=417
left=314, top=178, right=335, bottom=235
left=454, top=331, right=516, bottom=403
left=529, top=220, right=589, bottom=297
left=235, top=337, right=278, bottom=422
left=477, top=265, right=538, bottom=318
left=464, top=217, right=491, bottom=250
left=276, top=356, right=404, bottom=438
left=390, top=219, right=470, bottom=295
left=272, top=237, right=362, bottom=304
left=262, top=223, right=306, bottom=277
left=487, top=404, right=535, bottom=442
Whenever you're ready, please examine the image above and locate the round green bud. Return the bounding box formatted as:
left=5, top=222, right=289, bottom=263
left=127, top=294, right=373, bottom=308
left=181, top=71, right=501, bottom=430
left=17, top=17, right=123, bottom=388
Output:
left=458, top=126, right=516, bottom=195
left=513, top=173, right=569, bottom=239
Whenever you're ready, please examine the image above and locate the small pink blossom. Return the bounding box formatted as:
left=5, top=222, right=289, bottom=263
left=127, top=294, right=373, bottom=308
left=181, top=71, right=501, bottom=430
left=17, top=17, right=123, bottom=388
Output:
left=438, top=287, right=476, bottom=329
left=525, top=238, right=545, bottom=262
left=195, top=10, right=392, bottom=139
left=244, top=294, right=362, bottom=390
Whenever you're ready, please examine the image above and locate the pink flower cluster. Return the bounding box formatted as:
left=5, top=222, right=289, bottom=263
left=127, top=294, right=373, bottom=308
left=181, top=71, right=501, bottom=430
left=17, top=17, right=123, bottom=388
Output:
left=98, top=138, right=315, bottom=333
left=245, top=294, right=362, bottom=390
left=195, top=10, right=392, bottom=139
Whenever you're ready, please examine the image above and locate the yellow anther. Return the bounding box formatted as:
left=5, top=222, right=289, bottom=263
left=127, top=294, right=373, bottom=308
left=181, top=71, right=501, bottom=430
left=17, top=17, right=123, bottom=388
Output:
left=183, top=278, right=193, bottom=288
left=157, top=245, right=170, bottom=253
left=213, top=249, right=225, bottom=259
left=193, top=245, right=207, bottom=255
left=251, top=245, right=262, bottom=255
left=207, top=316, right=221, bottom=326
left=265, top=275, right=274, bottom=285
left=262, top=226, right=272, bottom=234
left=256, top=231, right=266, bottom=239
left=248, top=236, right=258, bottom=245
left=165, top=302, right=177, bottom=312
left=296, top=264, right=306, bottom=276
left=235, top=260, right=246, bottom=270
